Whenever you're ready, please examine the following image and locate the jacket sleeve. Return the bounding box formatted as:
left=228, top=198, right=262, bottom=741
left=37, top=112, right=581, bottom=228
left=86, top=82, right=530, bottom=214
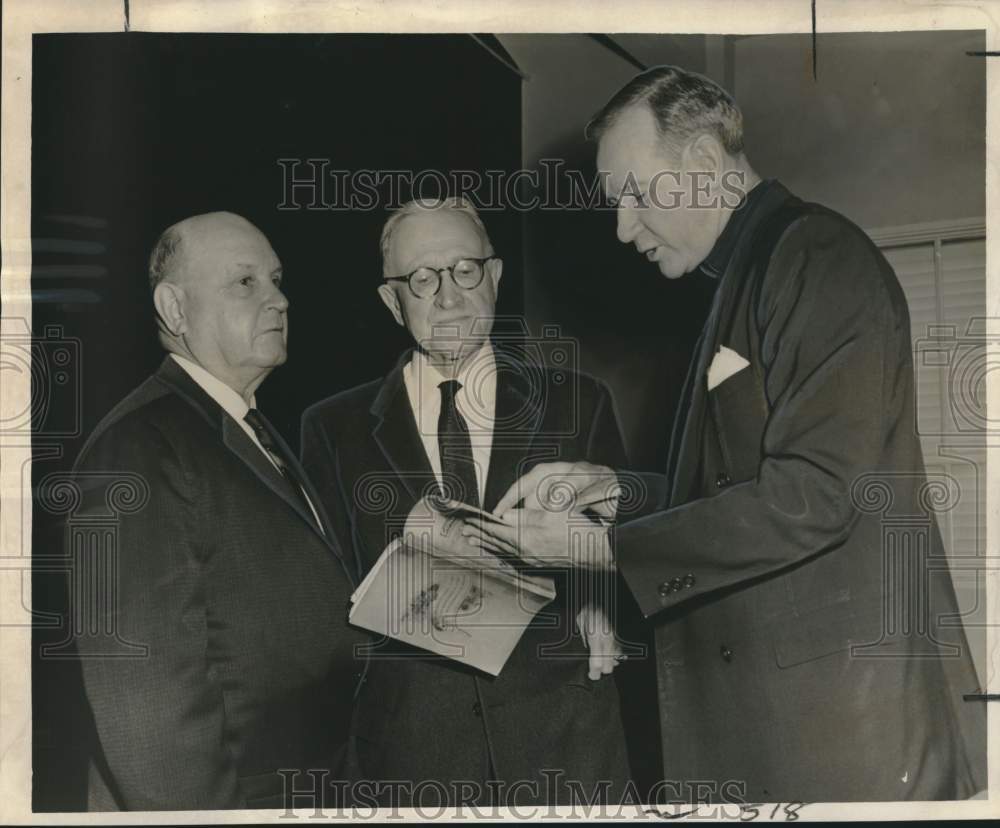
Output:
left=615, top=216, right=907, bottom=618
left=73, top=419, right=241, bottom=809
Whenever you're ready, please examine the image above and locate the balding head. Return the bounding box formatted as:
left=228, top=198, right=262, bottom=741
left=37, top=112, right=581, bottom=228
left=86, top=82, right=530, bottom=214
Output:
left=149, top=212, right=288, bottom=402
left=149, top=211, right=266, bottom=290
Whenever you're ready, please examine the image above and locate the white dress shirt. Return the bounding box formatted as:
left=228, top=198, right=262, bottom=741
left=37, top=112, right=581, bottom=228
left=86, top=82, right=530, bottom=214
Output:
left=171, top=354, right=324, bottom=531
left=402, top=343, right=497, bottom=505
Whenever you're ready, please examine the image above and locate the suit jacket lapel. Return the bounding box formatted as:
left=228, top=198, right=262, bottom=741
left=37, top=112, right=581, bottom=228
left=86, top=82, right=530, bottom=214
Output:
left=665, top=183, right=798, bottom=507
left=371, top=345, right=553, bottom=510
left=370, top=351, right=435, bottom=504
left=664, top=322, right=707, bottom=506
left=154, top=357, right=350, bottom=570
left=220, top=416, right=329, bottom=543
left=482, top=347, right=546, bottom=513
left=368, top=345, right=546, bottom=513
left=666, top=282, right=728, bottom=507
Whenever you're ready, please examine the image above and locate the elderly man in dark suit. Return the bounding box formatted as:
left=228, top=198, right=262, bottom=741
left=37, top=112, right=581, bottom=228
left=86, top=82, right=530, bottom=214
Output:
left=468, top=66, right=986, bottom=803
left=301, top=197, right=631, bottom=807
left=71, top=212, right=362, bottom=810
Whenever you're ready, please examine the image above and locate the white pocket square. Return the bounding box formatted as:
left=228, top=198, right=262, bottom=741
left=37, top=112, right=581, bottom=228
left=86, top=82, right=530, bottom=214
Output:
left=707, top=345, right=750, bottom=391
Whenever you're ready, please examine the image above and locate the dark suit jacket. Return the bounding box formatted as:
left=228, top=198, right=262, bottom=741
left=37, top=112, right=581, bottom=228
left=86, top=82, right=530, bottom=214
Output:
left=301, top=344, right=631, bottom=804
left=70, top=357, right=364, bottom=810
left=616, top=181, right=986, bottom=802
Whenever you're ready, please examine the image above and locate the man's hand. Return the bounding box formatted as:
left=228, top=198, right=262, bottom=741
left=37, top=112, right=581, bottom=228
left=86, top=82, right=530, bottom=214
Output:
left=461, top=506, right=615, bottom=570
left=577, top=604, right=624, bottom=680
left=493, top=461, right=622, bottom=520
left=402, top=496, right=518, bottom=574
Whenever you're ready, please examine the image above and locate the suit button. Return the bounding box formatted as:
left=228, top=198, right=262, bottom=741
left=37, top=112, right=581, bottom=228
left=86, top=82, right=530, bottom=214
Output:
left=671, top=576, right=684, bottom=591
left=720, top=645, right=734, bottom=662
left=683, top=573, right=696, bottom=588
left=716, top=472, right=732, bottom=488
left=472, top=701, right=482, bottom=717
left=658, top=581, right=673, bottom=597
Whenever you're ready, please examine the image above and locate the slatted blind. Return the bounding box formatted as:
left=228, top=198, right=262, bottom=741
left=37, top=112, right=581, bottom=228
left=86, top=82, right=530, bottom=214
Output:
left=881, top=236, right=986, bottom=682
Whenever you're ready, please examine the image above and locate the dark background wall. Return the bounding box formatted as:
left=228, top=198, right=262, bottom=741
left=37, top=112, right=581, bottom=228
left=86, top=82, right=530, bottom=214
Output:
left=30, top=33, right=522, bottom=810
left=30, top=33, right=524, bottom=450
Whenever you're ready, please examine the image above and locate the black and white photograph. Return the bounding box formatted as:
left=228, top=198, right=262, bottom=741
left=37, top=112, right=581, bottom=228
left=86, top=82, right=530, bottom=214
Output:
left=1, top=0, right=996, bottom=821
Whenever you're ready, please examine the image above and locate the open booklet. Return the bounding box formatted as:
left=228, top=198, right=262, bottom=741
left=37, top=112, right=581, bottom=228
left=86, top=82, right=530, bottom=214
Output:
left=348, top=496, right=557, bottom=676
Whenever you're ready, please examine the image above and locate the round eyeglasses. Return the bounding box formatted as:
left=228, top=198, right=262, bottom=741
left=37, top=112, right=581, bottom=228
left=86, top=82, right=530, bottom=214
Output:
left=384, top=255, right=500, bottom=299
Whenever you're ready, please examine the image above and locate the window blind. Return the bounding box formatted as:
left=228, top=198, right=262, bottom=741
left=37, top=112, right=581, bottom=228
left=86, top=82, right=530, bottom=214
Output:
left=881, top=237, right=986, bottom=680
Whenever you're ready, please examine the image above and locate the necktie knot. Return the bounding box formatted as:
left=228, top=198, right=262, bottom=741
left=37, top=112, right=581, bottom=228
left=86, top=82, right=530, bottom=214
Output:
left=439, top=379, right=462, bottom=402
left=244, top=408, right=278, bottom=454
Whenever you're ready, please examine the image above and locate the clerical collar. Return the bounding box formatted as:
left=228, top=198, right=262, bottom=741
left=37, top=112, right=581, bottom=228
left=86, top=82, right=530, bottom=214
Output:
left=698, top=178, right=777, bottom=279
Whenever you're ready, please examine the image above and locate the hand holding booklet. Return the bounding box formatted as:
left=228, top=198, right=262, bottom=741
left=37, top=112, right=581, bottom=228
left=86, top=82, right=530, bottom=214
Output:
left=348, top=495, right=557, bottom=675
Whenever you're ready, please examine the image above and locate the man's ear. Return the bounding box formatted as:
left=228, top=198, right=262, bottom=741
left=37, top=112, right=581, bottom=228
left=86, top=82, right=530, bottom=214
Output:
left=377, top=283, right=405, bottom=327
left=685, top=133, right=725, bottom=179
left=488, top=257, right=503, bottom=295
left=153, top=281, right=187, bottom=336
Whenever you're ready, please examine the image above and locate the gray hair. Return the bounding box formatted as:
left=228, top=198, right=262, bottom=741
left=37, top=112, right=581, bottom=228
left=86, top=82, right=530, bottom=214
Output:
left=379, top=196, right=493, bottom=277
left=585, top=65, right=744, bottom=156
left=148, top=225, right=183, bottom=291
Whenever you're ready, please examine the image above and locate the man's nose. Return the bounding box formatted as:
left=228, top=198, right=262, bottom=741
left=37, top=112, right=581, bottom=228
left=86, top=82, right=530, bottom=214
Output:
left=268, top=284, right=290, bottom=312
left=616, top=205, right=641, bottom=244
left=434, top=271, right=464, bottom=309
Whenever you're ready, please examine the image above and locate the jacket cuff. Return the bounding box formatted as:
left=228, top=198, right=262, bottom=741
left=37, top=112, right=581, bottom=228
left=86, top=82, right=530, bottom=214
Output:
left=613, top=517, right=700, bottom=619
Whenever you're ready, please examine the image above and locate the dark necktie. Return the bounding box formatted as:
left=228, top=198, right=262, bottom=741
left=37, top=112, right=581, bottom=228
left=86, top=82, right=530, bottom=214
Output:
left=437, top=379, right=480, bottom=508
left=244, top=408, right=320, bottom=530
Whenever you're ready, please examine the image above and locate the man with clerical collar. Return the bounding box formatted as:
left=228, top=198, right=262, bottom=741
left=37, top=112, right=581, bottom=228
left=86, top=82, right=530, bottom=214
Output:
left=301, top=197, right=634, bottom=806
left=467, top=66, right=986, bottom=802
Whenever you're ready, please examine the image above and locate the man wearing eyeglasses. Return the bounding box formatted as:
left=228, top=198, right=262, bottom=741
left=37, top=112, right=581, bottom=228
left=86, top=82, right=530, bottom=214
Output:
left=300, top=197, right=632, bottom=806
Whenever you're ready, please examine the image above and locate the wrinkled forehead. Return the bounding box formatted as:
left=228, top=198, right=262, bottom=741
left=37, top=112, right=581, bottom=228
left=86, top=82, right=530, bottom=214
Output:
left=183, top=219, right=281, bottom=278
left=389, top=209, right=490, bottom=272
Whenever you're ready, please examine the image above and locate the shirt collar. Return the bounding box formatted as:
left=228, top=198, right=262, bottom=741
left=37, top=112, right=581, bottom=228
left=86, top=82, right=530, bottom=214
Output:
left=410, top=342, right=496, bottom=410
left=699, top=178, right=777, bottom=279
left=170, top=354, right=256, bottom=423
